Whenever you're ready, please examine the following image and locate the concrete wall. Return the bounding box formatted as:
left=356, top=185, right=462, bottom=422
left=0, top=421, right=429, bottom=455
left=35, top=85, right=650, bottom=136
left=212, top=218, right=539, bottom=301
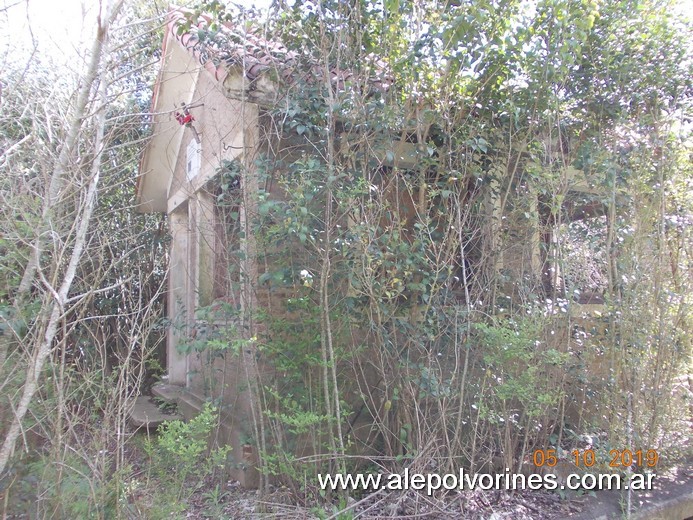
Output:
left=160, top=62, right=263, bottom=487
left=167, top=68, right=247, bottom=214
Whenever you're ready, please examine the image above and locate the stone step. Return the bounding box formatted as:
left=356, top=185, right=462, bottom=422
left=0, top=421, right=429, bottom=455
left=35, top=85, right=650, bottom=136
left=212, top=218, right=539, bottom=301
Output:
left=151, top=382, right=184, bottom=403
left=129, top=396, right=182, bottom=429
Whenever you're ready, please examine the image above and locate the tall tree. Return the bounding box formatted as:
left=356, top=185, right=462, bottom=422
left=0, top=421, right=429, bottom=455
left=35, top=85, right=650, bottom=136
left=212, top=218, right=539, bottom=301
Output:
left=0, top=0, right=167, bottom=487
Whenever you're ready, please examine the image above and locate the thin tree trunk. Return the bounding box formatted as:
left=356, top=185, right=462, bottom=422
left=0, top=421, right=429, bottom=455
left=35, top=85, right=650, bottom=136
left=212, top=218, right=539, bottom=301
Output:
left=0, top=1, right=122, bottom=475
left=15, top=11, right=114, bottom=302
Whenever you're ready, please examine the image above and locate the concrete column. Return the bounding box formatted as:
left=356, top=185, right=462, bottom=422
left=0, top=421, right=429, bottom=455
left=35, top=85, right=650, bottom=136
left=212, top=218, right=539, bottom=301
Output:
left=186, top=198, right=199, bottom=388
left=197, top=191, right=216, bottom=308
left=240, top=103, right=259, bottom=335
left=167, top=204, right=189, bottom=385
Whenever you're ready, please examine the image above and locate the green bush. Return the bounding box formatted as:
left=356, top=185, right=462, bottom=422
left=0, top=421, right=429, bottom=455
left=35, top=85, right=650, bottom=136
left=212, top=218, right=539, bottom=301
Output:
left=142, top=403, right=231, bottom=514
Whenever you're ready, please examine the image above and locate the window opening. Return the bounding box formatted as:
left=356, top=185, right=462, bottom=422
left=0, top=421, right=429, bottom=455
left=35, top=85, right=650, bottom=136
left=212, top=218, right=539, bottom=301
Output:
left=186, top=139, right=201, bottom=181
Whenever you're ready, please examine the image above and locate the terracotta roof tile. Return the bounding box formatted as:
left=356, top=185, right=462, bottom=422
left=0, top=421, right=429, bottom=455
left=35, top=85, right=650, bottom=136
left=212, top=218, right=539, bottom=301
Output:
left=167, top=8, right=392, bottom=92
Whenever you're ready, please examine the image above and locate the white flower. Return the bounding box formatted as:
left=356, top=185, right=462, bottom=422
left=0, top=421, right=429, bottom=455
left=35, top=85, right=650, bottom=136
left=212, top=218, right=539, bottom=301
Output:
left=300, top=269, right=313, bottom=287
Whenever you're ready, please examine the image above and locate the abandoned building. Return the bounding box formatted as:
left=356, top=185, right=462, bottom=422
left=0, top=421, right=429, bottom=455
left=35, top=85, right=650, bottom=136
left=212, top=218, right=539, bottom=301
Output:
left=136, top=8, right=609, bottom=488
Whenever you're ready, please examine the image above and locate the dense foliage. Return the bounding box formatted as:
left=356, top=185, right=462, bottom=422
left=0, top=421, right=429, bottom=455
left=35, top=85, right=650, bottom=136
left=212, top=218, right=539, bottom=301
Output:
left=0, top=0, right=690, bottom=517
left=189, top=0, right=691, bottom=505
left=0, top=1, right=168, bottom=516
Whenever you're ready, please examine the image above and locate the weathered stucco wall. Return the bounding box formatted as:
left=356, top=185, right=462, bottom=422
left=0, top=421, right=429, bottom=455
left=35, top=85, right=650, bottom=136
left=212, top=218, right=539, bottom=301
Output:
left=168, top=69, right=247, bottom=213
left=157, top=62, right=263, bottom=486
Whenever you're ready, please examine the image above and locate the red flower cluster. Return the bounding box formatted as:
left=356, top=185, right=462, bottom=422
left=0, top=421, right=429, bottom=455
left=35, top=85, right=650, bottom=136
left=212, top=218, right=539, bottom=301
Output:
left=175, top=111, right=194, bottom=125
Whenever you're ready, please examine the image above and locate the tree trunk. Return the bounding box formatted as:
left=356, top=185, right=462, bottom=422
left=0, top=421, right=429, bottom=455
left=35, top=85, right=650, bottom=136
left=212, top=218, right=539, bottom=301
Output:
left=0, top=0, right=123, bottom=475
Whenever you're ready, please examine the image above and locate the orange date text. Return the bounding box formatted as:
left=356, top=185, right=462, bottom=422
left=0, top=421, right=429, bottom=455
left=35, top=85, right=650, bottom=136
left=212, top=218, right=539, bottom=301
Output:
left=532, top=448, right=658, bottom=468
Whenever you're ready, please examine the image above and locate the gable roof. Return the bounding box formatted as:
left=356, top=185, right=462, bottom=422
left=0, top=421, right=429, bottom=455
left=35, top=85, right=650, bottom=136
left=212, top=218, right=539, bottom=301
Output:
left=167, top=8, right=299, bottom=85
left=136, top=16, right=199, bottom=213
left=167, top=8, right=393, bottom=96
left=136, top=8, right=393, bottom=213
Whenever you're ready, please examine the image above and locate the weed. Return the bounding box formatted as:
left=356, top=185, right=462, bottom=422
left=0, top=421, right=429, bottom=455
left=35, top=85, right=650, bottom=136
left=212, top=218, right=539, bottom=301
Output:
left=139, top=402, right=232, bottom=516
